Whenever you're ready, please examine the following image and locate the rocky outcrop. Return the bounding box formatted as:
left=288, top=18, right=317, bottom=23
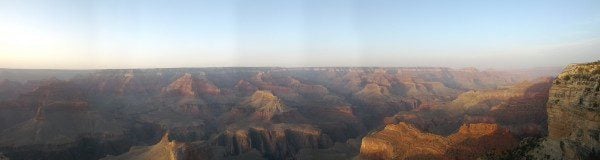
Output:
left=165, top=73, right=196, bottom=97
left=214, top=124, right=333, bottom=159
left=539, top=62, right=600, bottom=159
left=0, top=105, right=130, bottom=160
left=359, top=122, right=518, bottom=160
left=102, top=133, right=214, bottom=160
left=360, top=123, right=450, bottom=160
left=247, top=91, right=287, bottom=112
left=384, top=78, right=553, bottom=137
left=245, top=90, right=290, bottom=120
left=195, top=79, right=221, bottom=96
left=446, top=123, right=518, bottom=158
left=0, top=81, right=148, bottom=160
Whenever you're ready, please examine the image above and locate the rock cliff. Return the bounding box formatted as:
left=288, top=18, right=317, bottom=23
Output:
left=214, top=124, right=333, bottom=159
left=532, top=62, right=600, bottom=159
left=384, top=78, right=553, bottom=137
left=102, top=133, right=213, bottom=160
left=246, top=90, right=289, bottom=120
left=359, top=122, right=517, bottom=160
left=165, top=73, right=196, bottom=97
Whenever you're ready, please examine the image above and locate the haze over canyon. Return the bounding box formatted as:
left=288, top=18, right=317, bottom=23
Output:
left=0, top=62, right=598, bottom=160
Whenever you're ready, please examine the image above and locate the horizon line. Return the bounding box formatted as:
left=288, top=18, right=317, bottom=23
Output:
left=0, top=65, right=567, bottom=71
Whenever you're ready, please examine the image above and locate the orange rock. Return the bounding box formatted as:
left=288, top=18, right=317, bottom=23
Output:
left=360, top=122, right=518, bottom=160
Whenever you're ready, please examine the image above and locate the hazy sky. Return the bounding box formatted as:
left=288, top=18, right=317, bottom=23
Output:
left=1, top=0, right=599, bottom=69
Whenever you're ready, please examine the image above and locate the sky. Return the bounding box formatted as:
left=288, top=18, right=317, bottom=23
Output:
left=0, top=0, right=599, bottom=69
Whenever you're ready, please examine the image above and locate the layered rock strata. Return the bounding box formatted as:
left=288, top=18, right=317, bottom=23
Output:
left=359, top=122, right=517, bottom=160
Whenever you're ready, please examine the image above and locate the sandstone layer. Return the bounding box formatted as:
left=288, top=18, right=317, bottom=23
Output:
left=532, top=62, right=600, bottom=159
left=359, top=122, right=517, bottom=160
left=102, top=133, right=213, bottom=160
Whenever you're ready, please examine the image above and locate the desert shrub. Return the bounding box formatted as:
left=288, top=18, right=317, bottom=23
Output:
left=483, top=137, right=543, bottom=160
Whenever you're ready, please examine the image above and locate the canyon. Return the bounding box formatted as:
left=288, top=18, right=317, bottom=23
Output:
left=0, top=65, right=596, bottom=160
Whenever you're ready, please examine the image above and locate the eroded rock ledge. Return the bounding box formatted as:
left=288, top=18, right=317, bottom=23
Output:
left=532, top=61, right=600, bottom=159
left=359, top=122, right=517, bottom=160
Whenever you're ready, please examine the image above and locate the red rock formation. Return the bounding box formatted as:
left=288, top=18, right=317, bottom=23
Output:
left=541, top=62, right=600, bottom=159
left=165, top=73, right=196, bottom=97
left=360, top=122, right=518, bottom=160
left=195, top=78, right=220, bottom=96
left=245, top=90, right=289, bottom=120
left=385, top=78, right=553, bottom=137
left=102, top=132, right=214, bottom=160
left=360, top=123, right=450, bottom=160
left=447, top=124, right=518, bottom=158
left=215, top=124, right=333, bottom=159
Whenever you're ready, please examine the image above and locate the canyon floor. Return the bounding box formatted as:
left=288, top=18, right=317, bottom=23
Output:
left=0, top=64, right=597, bottom=160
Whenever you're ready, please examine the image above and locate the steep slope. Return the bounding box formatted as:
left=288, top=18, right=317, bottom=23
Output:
left=359, top=122, right=518, bottom=160
left=360, top=123, right=450, bottom=159
left=384, top=78, right=553, bottom=137
left=530, top=62, right=600, bottom=159
left=214, top=124, right=333, bottom=159
left=246, top=90, right=289, bottom=119
left=164, top=73, right=196, bottom=97
left=0, top=105, right=124, bottom=147
left=102, top=133, right=213, bottom=160
left=0, top=100, right=129, bottom=160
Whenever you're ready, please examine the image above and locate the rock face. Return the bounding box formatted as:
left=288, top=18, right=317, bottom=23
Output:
left=0, top=81, right=136, bottom=160
left=359, top=122, right=518, bottom=160
left=215, top=124, right=333, bottom=159
left=245, top=90, right=289, bottom=120
left=542, top=62, right=600, bottom=159
left=384, top=78, right=553, bottom=137
left=360, top=123, right=450, bottom=159
left=165, top=73, right=196, bottom=97
left=446, top=123, right=518, bottom=158
left=102, top=133, right=213, bottom=160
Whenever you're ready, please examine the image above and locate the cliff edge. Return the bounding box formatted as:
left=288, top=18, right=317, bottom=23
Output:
left=531, top=61, right=600, bottom=159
